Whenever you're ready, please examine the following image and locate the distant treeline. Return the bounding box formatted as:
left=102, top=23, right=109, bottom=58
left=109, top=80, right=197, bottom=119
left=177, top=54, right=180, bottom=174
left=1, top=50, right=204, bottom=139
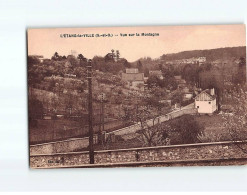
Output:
left=162, top=46, right=246, bottom=62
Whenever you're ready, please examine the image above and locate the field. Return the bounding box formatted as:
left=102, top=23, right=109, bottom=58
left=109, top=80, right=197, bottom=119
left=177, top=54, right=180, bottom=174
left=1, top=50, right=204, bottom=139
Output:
left=194, top=114, right=232, bottom=142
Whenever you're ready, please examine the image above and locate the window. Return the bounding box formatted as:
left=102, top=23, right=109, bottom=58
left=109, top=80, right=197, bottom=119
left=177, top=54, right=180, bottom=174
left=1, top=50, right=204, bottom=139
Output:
left=197, top=106, right=199, bottom=108
left=208, top=102, right=211, bottom=104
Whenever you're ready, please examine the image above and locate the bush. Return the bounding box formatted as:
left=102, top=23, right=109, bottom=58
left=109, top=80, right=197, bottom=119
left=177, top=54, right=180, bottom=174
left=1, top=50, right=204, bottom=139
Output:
left=169, top=115, right=204, bottom=144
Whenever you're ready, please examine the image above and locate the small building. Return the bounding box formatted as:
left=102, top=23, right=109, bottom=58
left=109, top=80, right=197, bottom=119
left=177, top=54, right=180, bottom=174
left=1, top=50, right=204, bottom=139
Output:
left=126, top=68, right=139, bottom=74
left=144, top=77, right=149, bottom=83
left=159, top=99, right=172, bottom=106
left=184, top=93, right=193, bottom=100
left=174, top=75, right=186, bottom=88
left=195, top=88, right=217, bottom=114
left=43, top=115, right=52, bottom=120
left=149, top=70, right=164, bottom=80
left=166, top=57, right=206, bottom=65
left=122, top=69, right=144, bottom=91
left=174, top=75, right=186, bottom=83
left=64, top=73, right=77, bottom=78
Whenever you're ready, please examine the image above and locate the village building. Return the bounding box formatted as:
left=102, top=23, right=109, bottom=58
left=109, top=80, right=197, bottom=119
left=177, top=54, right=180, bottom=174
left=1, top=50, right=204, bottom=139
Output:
left=144, top=76, right=149, bottom=83
left=166, top=57, right=206, bottom=65
left=64, top=73, right=77, bottom=78
left=159, top=99, right=172, bottom=106
left=174, top=75, right=186, bottom=88
left=184, top=92, right=193, bottom=100
left=149, top=70, right=164, bottom=80
left=195, top=88, right=217, bottom=114
left=121, top=68, right=145, bottom=91
left=126, top=68, right=139, bottom=74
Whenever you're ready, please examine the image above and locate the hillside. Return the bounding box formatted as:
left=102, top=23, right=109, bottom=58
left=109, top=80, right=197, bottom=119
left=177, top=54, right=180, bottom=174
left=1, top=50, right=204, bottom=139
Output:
left=163, top=46, right=246, bottom=62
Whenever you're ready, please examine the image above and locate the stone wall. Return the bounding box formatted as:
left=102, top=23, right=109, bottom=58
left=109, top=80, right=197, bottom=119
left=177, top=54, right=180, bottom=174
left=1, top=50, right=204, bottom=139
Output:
left=30, top=137, right=89, bottom=154
left=30, top=118, right=124, bottom=144
left=30, top=108, right=197, bottom=155
left=30, top=140, right=247, bottom=168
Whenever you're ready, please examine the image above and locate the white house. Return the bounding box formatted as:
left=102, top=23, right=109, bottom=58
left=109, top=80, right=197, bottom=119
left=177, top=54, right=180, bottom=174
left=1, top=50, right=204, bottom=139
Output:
left=195, top=88, right=217, bottom=114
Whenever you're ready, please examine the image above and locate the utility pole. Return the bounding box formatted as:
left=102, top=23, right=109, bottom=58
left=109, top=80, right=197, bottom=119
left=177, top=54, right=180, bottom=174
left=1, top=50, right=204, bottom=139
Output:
left=98, top=92, right=105, bottom=145
left=87, top=59, right=94, bottom=164
left=101, top=93, right=105, bottom=132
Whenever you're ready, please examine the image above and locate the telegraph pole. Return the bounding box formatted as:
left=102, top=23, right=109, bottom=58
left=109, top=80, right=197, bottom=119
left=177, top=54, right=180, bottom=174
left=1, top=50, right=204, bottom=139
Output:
left=101, top=93, right=105, bottom=132
left=87, top=59, right=94, bottom=164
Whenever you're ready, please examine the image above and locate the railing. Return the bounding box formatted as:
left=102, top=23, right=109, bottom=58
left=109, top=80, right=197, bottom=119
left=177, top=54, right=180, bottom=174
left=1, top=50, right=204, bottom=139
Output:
left=30, top=107, right=198, bottom=154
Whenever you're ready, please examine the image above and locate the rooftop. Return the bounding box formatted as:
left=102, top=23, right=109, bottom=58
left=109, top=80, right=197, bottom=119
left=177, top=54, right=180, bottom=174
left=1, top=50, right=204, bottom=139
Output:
left=122, top=73, right=144, bottom=81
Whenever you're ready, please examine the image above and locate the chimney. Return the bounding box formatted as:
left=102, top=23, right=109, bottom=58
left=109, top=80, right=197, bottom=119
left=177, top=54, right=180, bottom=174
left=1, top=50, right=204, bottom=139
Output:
left=210, top=88, right=215, bottom=96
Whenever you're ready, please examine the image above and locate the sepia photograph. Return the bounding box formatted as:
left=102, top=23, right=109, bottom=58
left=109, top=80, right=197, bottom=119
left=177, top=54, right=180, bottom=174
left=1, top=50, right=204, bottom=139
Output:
left=27, top=24, right=247, bottom=168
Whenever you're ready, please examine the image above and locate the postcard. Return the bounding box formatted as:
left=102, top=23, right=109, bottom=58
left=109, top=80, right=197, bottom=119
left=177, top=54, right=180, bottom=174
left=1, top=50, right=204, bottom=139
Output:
left=28, top=25, right=247, bottom=168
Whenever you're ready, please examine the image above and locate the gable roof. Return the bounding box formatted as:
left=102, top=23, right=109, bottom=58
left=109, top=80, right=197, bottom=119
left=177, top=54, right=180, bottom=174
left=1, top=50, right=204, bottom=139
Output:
left=149, top=70, right=163, bottom=76
left=126, top=68, right=139, bottom=74
left=121, top=73, right=144, bottom=81
left=174, top=75, right=182, bottom=80
left=195, top=89, right=216, bottom=101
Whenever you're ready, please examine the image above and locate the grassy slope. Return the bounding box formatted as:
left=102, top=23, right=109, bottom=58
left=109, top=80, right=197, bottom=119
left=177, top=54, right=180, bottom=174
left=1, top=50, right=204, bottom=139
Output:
left=88, top=114, right=231, bottom=151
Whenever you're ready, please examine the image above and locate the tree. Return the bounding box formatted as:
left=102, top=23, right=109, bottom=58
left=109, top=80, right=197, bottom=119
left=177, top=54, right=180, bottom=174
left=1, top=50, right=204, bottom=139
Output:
left=51, top=52, right=61, bottom=61
left=222, top=84, right=247, bottom=153
left=182, top=64, right=199, bottom=85
left=160, top=54, right=166, bottom=61
left=144, top=67, right=149, bottom=77
left=29, top=97, right=44, bottom=120
left=121, top=87, right=171, bottom=146
left=64, top=92, right=75, bottom=116
left=116, top=50, right=120, bottom=61
left=137, top=60, right=143, bottom=72
left=234, top=57, right=246, bottom=85
left=67, top=55, right=78, bottom=68
left=171, top=90, right=183, bottom=107
left=77, top=54, right=87, bottom=66
left=29, top=97, right=43, bottom=128
left=169, top=115, right=204, bottom=144
left=164, top=76, right=178, bottom=91
left=104, top=53, right=114, bottom=62
left=158, top=63, right=163, bottom=71
left=123, top=59, right=131, bottom=68
left=147, top=75, right=162, bottom=88
left=111, top=49, right=115, bottom=58
left=28, top=56, right=40, bottom=67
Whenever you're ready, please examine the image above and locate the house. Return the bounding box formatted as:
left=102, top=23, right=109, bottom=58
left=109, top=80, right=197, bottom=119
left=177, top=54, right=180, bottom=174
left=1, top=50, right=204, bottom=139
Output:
left=149, top=70, right=164, bottom=80
left=159, top=99, right=172, bottom=106
left=64, top=73, right=77, bottom=78
left=174, top=75, right=186, bottom=88
left=122, top=68, right=144, bottom=91
left=144, top=77, right=149, bottom=83
left=195, top=88, right=217, bottom=114
left=184, top=93, right=193, bottom=100
left=174, top=75, right=186, bottom=83
left=183, top=87, right=190, bottom=93
left=126, top=68, right=139, bottom=73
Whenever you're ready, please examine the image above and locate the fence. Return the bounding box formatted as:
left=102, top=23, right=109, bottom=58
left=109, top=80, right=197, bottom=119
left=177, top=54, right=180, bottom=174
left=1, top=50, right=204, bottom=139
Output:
left=30, top=140, right=247, bottom=168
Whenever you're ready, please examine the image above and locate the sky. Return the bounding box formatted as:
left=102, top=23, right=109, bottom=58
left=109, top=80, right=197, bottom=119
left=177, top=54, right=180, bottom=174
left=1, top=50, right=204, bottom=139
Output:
left=28, top=24, right=246, bottom=62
